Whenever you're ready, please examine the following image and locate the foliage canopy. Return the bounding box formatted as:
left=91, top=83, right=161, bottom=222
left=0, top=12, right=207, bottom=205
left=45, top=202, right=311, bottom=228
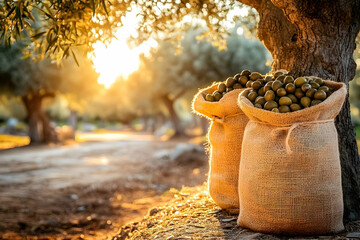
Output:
left=0, top=0, right=256, bottom=61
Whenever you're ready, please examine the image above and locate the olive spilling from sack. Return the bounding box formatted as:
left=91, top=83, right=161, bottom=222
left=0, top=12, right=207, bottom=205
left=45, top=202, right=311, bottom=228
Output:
left=205, top=69, right=264, bottom=102
left=245, top=72, right=334, bottom=112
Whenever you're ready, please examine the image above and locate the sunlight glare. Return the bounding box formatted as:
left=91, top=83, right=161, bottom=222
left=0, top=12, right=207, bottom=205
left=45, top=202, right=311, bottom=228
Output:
left=86, top=156, right=109, bottom=165
left=237, top=28, right=244, bottom=35
left=92, top=9, right=157, bottom=88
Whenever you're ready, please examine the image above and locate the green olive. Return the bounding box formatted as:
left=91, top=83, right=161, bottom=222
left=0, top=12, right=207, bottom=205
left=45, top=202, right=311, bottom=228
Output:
left=328, top=89, right=334, bottom=96
left=258, top=78, right=266, bottom=84
left=285, top=83, right=296, bottom=93
left=239, top=76, right=249, bottom=86
left=300, top=96, right=311, bottom=108
left=283, top=76, right=294, bottom=84
left=272, top=108, right=280, bottom=113
left=277, top=88, right=287, bottom=97
left=279, top=105, right=291, bottom=113
left=264, top=81, right=273, bottom=91
left=264, top=100, right=278, bottom=110
left=272, top=80, right=283, bottom=91
left=252, top=80, right=262, bottom=90
left=258, top=87, right=266, bottom=96
left=290, top=103, right=301, bottom=112
left=264, top=90, right=275, bottom=101
left=318, top=86, right=330, bottom=93
left=264, top=75, right=273, bottom=82
left=301, top=83, right=312, bottom=92
left=294, top=77, right=307, bottom=87
left=314, top=90, right=327, bottom=100
left=287, top=94, right=298, bottom=103
left=218, top=83, right=226, bottom=93
left=276, top=75, right=286, bottom=82
left=255, top=96, right=266, bottom=106
left=274, top=71, right=285, bottom=78
left=305, top=88, right=317, bottom=98
left=225, top=77, right=236, bottom=88
left=314, top=78, right=324, bottom=86
left=241, top=69, right=251, bottom=76
left=213, top=90, right=220, bottom=95
left=254, top=103, right=262, bottom=109
left=295, top=88, right=304, bottom=99
left=246, top=80, right=254, bottom=88
left=311, top=99, right=323, bottom=106
left=233, top=83, right=242, bottom=89
left=279, top=96, right=292, bottom=106
left=310, top=82, right=320, bottom=89
left=247, top=90, right=258, bottom=101
left=213, top=91, right=222, bottom=101
left=234, top=73, right=241, bottom=81
left=226, top=87, right=233, bottom=92
left=250, top=72, right=262, bottom=81
left=205, top=94, right=215, bottom=102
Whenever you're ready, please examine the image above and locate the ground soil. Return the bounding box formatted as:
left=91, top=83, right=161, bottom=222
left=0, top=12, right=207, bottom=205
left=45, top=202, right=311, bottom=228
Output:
left=0, top=132, right=208, bottom=240
left=113, top=185, right=360, bottom=240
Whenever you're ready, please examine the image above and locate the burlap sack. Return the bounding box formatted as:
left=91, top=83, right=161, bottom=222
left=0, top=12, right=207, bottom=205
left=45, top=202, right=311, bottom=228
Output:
left=237, top=80, right=346, bottom=235
left=192, top=84, right=249, bottom=213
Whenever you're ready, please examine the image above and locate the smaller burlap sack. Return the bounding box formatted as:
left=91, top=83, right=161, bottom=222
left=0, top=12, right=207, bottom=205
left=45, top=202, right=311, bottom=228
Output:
left=237, top=80, right=346, bottom=235
left=192, top=84, right=249, bottom=213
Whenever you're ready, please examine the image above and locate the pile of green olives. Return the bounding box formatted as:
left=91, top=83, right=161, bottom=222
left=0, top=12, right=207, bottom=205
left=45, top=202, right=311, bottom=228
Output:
left=205, top=69, right=262, bottom=102
left=245, top=71, right=334, bottom=113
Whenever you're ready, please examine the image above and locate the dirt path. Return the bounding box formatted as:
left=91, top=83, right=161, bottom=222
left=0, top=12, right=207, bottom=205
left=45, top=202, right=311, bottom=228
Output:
left=0, top=132, right=208, bottom=239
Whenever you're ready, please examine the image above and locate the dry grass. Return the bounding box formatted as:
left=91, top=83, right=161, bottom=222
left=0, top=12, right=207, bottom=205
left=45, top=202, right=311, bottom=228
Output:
left=0, top=134, right=30, bottom=150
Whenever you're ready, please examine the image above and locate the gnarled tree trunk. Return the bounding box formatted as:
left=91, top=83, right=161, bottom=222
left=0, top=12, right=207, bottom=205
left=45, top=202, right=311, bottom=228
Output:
left=22, top=93, right=58, bottom=144
left=238, top=0, right=360, bottom=221
left=161, top=95, right=186, bottom=137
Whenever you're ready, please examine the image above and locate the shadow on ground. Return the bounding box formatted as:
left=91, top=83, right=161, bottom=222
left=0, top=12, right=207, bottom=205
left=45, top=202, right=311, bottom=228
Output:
left=0, top=134, right=208, bottom=240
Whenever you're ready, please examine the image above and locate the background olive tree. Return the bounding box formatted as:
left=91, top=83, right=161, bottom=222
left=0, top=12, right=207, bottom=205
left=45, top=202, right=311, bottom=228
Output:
left=0, top=43, right=99, bottom=143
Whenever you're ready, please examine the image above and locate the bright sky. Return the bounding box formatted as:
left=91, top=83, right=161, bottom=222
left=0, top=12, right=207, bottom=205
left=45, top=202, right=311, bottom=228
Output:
left=92, top=10, right=157, bottom=88
left=91, top=4, right=248, bottom=88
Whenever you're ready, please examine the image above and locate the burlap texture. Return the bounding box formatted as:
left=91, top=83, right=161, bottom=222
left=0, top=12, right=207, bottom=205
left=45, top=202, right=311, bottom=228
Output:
left=236, top=80, right=346, bottom=235
left=192, top=84, right=249, bottom=213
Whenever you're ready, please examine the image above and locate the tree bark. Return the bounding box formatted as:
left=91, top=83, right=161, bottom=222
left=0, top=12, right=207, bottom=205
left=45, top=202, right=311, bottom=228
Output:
left=67, top=109, right=78, bottom=131
left=161, top=95, right=186, bottom=136
left=22, top=93, right=58, bottom=144
left=22, top=95, right=42, bottom=143
left=238, top=0, right=360, bottom=221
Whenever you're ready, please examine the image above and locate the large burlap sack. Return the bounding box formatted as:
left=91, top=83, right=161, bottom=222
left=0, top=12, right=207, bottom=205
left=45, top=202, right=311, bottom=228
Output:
left=192, top=84, right=249, bottom=213
left=237, top=80, right=346, bottom=235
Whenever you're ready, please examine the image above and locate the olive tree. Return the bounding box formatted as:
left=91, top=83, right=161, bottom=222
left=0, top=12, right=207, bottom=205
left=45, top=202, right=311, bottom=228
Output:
left=0, top=43, right=61, bottom=143
left=1, top=0, right=360, bottom=221
left=0, top=43, right=99, bottom=143
left=141, top=27, right=270, bottom=136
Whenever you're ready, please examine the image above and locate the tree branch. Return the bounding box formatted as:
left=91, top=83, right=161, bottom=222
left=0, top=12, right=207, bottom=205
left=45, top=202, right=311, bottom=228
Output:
left=270, top=0, right=360, bottom=27
left=171, top=88, right=187, bottom=101
left=40, top=92, right=55, bottom=98
left=237, top=0, right=262, bottom=11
